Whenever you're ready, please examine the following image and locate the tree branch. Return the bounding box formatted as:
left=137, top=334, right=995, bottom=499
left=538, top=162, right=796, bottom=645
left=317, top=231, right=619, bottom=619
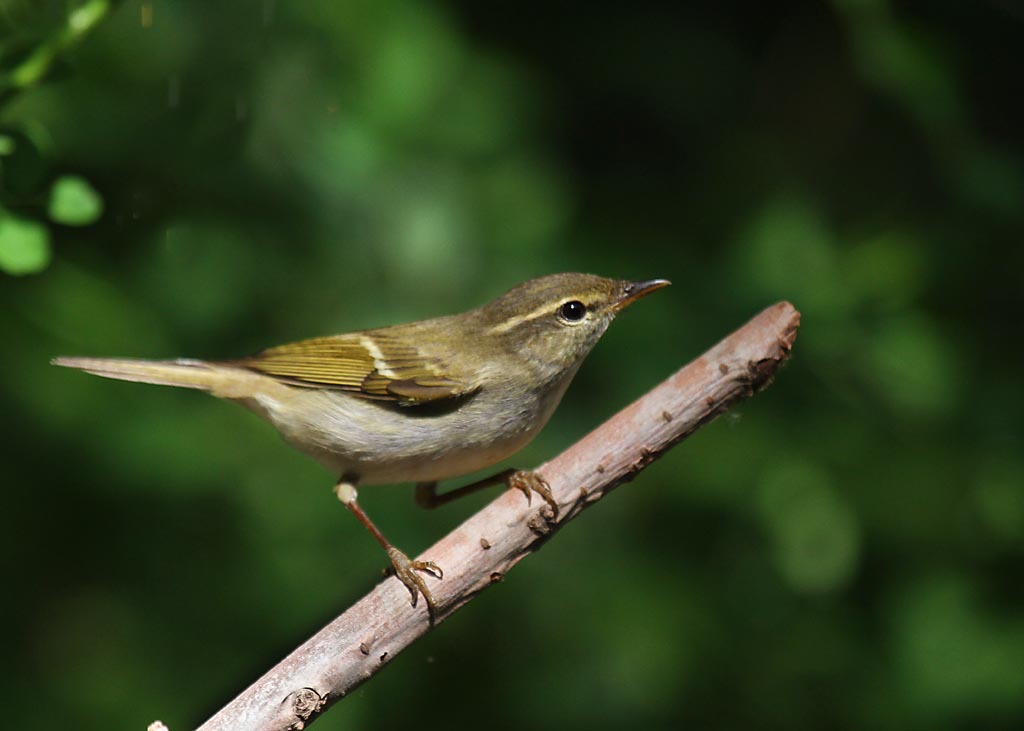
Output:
left=189, top=301, right=800, bottom=731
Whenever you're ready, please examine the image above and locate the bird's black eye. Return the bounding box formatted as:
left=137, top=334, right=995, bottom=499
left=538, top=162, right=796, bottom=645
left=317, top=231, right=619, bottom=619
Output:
left=559, top=300, right=587, bottom=322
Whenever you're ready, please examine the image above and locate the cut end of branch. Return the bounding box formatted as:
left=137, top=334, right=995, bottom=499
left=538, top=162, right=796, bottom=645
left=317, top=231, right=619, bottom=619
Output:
left=746, top=301, right=800, bottom=392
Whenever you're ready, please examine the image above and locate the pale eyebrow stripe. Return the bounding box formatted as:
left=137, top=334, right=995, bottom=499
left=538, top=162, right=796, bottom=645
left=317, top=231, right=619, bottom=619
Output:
left=485, top=303, right=565, bottom=335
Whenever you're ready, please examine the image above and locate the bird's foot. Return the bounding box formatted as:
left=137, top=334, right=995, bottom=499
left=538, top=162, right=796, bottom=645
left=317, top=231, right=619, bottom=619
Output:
left=508, top=470, right=559, bottom=518
left=386, top=546, right=443, bottom=616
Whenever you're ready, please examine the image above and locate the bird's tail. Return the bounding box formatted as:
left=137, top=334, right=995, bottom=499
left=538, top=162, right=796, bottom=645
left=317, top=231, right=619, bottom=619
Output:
left=51, top=356, right=259, bottom=398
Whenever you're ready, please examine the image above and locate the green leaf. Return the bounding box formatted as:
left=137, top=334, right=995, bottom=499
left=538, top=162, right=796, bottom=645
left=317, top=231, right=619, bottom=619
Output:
left=48, top=175, right=103, bottom=225
left=0, top=213, right=51, bottom=275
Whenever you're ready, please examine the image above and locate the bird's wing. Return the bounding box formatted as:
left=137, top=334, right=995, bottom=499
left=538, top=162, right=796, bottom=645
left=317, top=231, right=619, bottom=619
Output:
left=231, top=332, right=474, bottom=405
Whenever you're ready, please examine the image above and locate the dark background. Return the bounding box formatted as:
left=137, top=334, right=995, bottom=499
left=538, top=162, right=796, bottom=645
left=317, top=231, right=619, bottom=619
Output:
left=2, top=1, right=1023, bottom=729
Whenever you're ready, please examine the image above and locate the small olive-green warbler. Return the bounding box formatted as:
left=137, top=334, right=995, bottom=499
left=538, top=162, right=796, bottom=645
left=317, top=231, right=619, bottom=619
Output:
left=53, top=272, right=669, bottom=613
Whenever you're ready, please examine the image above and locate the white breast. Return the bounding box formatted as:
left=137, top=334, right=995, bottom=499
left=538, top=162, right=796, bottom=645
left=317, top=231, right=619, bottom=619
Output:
left=236, top=369, right=576, bottom=485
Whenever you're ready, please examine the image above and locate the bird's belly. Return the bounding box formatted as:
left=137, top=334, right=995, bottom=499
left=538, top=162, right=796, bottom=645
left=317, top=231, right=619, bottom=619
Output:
left=239, top=384, right=560, bottom=485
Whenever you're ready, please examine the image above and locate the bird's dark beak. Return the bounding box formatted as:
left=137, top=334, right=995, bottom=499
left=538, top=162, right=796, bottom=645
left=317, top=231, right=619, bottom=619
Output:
left=614, top=278, right=671, bottom=311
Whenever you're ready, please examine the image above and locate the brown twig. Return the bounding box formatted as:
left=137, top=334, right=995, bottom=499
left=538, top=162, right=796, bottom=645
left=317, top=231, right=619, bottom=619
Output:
left=191, top=301, right=800, bottom=731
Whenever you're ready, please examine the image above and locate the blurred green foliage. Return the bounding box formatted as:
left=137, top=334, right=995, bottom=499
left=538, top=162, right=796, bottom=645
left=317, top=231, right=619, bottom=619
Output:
left=2, top=1, right=1023, bottom=729
left=48, top=174, right=103, bottom=225
left=0, top=0, right=110, bottom=274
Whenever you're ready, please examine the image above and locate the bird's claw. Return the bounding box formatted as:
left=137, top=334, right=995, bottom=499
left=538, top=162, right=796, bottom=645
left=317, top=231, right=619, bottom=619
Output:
left=509, top=470, right=559, bottom=518
left=387, top=547, right=442, bottom=615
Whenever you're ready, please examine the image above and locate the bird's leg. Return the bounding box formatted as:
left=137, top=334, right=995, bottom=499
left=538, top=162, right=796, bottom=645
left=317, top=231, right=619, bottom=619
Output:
left=415, top=468, right=559, bottom=518
left=334, top=479, right=442, bottom=617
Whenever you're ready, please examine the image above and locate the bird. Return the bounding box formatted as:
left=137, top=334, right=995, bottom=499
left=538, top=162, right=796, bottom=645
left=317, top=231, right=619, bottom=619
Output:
left=53, top=272, right=669, bottom=615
